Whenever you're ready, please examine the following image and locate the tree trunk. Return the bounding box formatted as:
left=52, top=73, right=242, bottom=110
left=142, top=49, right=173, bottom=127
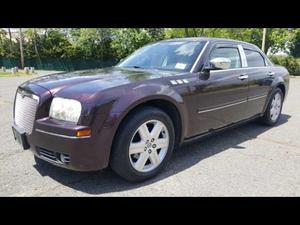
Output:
left=33, top=29, right=42, bottom=66
left=19, top=28, right=24, bottom=69
left=8, top=28, right=13, bottom=54
left=184, top=28, right=189, bottom=37
left=100, top=29, right=104, bottom=64
left=44, top=28, right=48, bottom=39
left=192, top=28, right=197, bottom=37
left=33, top=29, right=40, bottom=57
left=199, top=28, right=205, bottom=36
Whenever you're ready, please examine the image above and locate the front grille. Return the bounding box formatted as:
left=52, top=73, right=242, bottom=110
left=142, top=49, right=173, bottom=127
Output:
left=14, top=90, right=39, bottom=134
left=38, top=148, right=70, bottom=164
left=39, top=148, right=57, bottom=161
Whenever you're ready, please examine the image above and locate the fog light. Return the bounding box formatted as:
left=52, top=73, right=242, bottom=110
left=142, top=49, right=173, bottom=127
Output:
left=76, top=129, right=91, bottom=137
left=59, top=153, right=70, bottom=164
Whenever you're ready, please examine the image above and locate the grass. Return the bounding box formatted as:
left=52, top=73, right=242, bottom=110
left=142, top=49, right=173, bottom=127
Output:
left=0, top=71, right=36, bottom=77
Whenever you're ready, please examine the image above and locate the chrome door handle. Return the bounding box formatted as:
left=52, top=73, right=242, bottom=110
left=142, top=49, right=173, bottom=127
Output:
left=238, top=74, right=248, bottom=80
left=268, top=71, right=275, bottom=77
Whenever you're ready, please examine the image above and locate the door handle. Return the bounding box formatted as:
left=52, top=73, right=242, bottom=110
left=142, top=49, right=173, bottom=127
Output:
left=238, top=74, right=248, bottom=80
left=268, top=71, right=275, bottom=77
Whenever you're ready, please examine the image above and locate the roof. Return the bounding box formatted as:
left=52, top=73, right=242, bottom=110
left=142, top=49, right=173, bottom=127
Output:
left=160, top=37, right=259, bottom=50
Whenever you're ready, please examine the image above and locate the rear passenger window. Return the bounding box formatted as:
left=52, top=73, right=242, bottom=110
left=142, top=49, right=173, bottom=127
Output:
left=210, top=47, right=241, bottom=69
left=244, top=49, right=266, bottom=67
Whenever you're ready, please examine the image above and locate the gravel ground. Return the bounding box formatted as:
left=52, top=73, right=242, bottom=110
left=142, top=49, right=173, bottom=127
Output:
left=0, top=73, right=300, bottom=196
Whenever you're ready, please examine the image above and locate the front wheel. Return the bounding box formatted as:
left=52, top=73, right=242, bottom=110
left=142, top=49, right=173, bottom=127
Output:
left=260, top=88, right=283, bottom=126
left=110, top=106, right=175, bottom=182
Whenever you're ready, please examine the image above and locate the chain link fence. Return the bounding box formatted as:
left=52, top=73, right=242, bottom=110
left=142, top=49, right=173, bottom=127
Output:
left=0, top=58, right=118, bottom=71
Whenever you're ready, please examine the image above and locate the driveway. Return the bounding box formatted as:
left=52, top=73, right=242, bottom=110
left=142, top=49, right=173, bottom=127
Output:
left=0, top=73, right=300, bottom=196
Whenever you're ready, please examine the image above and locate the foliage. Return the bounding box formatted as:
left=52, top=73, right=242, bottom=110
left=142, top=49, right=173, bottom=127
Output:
left=1, top=28, right=300, bottom=71
left=70, top=28, right=113, bottom=59
left=269, top=55, right=300, bottom=75
left=0, top=29, right=14, bottom=57
left=110, top=28, right=165, bottom=60
left=290, top=28, right=300, bottom=57
left=165, top=28, right=297, bottom=55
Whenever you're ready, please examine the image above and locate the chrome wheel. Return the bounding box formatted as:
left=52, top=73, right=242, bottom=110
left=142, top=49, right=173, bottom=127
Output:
left=129, top=120, right=169, bottom=172
left=270, top=93, right=282, bottom=121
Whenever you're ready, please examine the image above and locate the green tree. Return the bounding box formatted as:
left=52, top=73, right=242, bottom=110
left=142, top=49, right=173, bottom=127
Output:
left=0, top=28, right=298, bottom=69
left=145, top=28, right=165, bottom=41
left=165, top=28, right=295, bottom=54
left=267, top=28, right=294, bottom=54
left=24, top=28, right=41, bottom=59
left=0, top=29, right=11, bottom=57
left=111, top=28, right=152, bottom=59
left=71, top=28, right=113, bottom=60
left=290, top=28, right=300, bottom=57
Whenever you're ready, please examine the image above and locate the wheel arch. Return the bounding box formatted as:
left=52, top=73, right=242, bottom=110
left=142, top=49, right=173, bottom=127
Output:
left=111, top=96, right=186, bottom=150
left=276, top=83, right=286, bottom=100
left=263, top=81, right=286, bottom=114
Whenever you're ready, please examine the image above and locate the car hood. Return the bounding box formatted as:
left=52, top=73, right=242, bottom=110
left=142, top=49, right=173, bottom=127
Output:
left=24, top=67, right=178, bottom=99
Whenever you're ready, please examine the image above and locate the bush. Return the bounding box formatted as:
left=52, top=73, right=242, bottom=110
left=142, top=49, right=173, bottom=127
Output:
left=269, top=55, right=300, bottom=76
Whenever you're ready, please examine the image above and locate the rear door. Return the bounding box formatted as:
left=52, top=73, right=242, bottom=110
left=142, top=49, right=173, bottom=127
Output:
left=242, top=47, right=274, bottom=118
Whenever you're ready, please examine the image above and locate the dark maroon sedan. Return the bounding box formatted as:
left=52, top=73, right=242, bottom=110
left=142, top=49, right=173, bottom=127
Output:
left=12, top=38, right=289, bottom=181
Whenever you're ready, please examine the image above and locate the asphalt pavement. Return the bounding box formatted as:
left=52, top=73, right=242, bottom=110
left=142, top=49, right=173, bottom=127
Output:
left=0, top=72, right=299, bottom=196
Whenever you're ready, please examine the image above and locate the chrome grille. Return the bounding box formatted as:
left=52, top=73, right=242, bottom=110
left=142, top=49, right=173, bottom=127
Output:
left=14, top=90, right=39, bottom=134
left=38, top=148, right=70, bottom=164
left=39, top=149, right=57, bottom=161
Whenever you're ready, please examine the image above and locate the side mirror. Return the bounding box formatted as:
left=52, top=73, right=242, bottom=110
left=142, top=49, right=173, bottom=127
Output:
left=210, top=57, right=231, bottom=70
left=199, top=69, right=210, bottom=80
left=199, top=57, right=231, bottom=80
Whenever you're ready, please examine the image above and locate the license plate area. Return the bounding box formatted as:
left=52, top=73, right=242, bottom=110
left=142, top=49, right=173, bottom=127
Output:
left=12, top=125, right=30, bottom=150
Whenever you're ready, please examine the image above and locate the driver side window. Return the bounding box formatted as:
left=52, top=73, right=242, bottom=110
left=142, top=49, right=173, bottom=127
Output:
left=210, top=47, right=242, bottom=69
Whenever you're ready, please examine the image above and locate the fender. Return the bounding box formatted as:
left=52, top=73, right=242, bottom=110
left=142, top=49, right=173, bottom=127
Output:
left=103, top=82, right=188, bottom=144
left=262, top=67, right=289, bottom=114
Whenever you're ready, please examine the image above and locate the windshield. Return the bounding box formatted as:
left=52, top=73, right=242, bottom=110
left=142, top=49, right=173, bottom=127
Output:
left=117, top=40, right=207, bottom=72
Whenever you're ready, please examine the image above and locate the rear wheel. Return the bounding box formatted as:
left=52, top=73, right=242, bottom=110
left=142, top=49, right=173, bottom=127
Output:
left=260, top=88, right=283, bottom=126
left=110, top=106, right=175, bottom=182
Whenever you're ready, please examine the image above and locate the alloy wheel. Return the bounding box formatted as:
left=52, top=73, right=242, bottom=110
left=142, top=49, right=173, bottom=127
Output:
left=129, top=120, right=169, bottom=172
left=270, top=92, right=282, bottom=121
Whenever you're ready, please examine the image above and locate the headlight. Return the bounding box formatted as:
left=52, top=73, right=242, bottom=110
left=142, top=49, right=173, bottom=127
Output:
left=49, top=97, right=82, bottom=123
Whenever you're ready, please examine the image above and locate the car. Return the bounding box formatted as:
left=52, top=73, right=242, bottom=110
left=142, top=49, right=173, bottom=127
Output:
left=12, top=37, right=289, bottom=181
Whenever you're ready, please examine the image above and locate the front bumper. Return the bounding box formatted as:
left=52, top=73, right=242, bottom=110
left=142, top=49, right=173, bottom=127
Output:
left=13, top=114, right=114, bottom=171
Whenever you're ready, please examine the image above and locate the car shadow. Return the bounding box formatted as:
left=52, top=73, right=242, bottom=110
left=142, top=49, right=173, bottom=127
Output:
left=33, top=114, right=291, bottom=195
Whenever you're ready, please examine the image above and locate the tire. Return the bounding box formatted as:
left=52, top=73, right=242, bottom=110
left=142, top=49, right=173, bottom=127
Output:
left=110, top=106, right=175, bottom=182
left=260, top=88, right=283, bottom=126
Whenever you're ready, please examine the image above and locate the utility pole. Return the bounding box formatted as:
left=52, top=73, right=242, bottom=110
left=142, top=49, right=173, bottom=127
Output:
left=262, top=28, right=267, bottom=53
left=19, top=28, right=24, bottom=69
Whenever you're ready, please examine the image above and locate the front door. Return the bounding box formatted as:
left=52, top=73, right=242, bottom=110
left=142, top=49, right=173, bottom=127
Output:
left=184, top=44, right=249, bottom=137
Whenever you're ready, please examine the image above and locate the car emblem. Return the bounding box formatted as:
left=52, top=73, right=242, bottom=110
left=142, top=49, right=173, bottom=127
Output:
left=19, top=89, right=27, bottom=98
